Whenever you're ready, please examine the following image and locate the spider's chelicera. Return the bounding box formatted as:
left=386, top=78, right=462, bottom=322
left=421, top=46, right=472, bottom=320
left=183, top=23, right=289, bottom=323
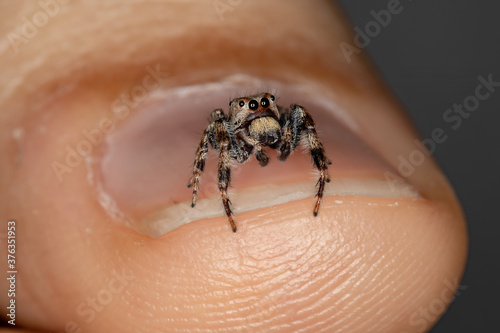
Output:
left=188, top=92, right=331, bottom=232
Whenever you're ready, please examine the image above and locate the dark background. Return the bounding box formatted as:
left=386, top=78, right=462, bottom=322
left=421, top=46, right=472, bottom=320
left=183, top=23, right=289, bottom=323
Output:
left=336, top=0, right=500, bottom=331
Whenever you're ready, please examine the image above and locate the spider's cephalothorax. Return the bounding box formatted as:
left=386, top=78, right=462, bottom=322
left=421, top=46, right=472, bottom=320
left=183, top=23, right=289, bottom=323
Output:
left=187, top=92, right=331, bottom=232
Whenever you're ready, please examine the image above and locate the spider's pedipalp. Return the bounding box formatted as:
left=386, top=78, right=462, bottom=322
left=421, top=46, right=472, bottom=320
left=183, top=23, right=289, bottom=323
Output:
left=240, top=135, right=269, bottom=167
left=255, top=149, right=270, bottom=166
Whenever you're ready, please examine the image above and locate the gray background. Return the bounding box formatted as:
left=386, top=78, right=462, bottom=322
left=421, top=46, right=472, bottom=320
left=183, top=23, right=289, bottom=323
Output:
left=336, top=0, right=500, bottom=331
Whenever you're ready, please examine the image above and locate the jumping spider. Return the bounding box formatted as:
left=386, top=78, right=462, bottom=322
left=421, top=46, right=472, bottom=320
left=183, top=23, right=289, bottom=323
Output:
left=188, top=92, right=331, bottom=232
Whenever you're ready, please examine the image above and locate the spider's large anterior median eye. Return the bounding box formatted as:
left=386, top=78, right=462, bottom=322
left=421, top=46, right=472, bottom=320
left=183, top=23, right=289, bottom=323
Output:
left=239, top=101, right=245, bottom=107
left=249, top=100, right=258, bottom=110
left=260, top=98, right=269, bottom=108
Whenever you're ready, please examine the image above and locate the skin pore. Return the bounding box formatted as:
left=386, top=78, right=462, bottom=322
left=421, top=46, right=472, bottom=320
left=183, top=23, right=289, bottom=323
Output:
left=0, top=1, right=467, bottom=332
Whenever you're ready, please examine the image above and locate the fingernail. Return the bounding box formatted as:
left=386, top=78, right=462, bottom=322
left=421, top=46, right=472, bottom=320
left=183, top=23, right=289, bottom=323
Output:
left=92, top=75, right=418, bottom=236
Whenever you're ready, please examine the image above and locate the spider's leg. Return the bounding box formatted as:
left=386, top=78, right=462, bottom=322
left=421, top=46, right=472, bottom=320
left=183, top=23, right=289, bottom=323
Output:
left=187, top=123, right=214, bottom=208
left=211, top=114, right=238, bottom=232
left=290, top=104, right=331, bottom=216
left=203, top=109, right=240, bottom=232
left=219, top=160, right=236, bottom=232
left=229, top=128, right=250, bottom=164
left=277, top=111, right=292, bottom=161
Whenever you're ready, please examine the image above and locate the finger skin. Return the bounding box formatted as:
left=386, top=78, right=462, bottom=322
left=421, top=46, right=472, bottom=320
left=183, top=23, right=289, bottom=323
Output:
left=0, top=0, right=467, bottom=332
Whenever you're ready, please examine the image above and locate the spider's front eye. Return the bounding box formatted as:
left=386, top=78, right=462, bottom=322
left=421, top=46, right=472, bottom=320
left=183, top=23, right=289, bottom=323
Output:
left=260, top=98, right=269, bottom=108
left=249, top=100, right=258, bottom=110
left=270, top=95, right=275, bottom=101
left=239, top=101, right=245, bottom=107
